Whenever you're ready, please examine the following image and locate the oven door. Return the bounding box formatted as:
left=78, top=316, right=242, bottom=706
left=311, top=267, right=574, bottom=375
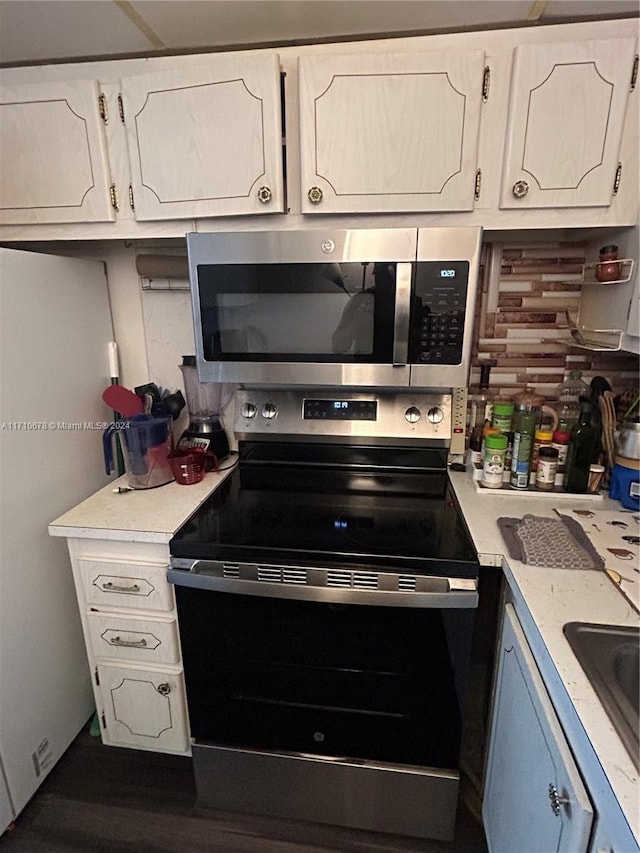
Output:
left=169, top=571, right=476, bottom=840
left=187, top=228, right=415, bottom=387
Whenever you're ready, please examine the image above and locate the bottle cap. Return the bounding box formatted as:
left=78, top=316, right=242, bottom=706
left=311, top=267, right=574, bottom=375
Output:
left=493, top=401, right=514, bottom=415
left=485, top=433, right=508, bottom=450
left=534, top=429, right=554, bottom=441
left=553, top=429, right=571, bottom=442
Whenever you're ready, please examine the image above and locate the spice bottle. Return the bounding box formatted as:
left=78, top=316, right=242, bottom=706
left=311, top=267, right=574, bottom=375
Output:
left=482, top=432, right=508, bottom=489
left=564, top=402, right=599, bottom=493
left=551, top=428, right=571, bottom=486
left=510, top=410, right=536, bottom=490
left=536, top=446, right=559, bottom=491
left=595, top=245, right=621, bottom=283
left=492, top=401, right=514, bottom=433
left=530, top=428, right=554, bottom=479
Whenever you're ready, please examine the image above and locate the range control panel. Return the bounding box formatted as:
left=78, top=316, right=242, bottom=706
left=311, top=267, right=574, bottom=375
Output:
left=235, top=389, right=453, bottom=443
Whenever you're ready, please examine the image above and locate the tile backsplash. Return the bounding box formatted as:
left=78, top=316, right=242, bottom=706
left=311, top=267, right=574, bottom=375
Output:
left=470, top=242, right=639, bottom=403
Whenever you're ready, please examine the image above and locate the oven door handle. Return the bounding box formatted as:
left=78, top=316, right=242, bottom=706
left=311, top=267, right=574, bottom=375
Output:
left=167, top=565, right=478, bottom=609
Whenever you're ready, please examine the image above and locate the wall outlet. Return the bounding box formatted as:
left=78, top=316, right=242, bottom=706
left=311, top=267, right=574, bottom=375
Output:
left=450, top=387, right=468, bottom=456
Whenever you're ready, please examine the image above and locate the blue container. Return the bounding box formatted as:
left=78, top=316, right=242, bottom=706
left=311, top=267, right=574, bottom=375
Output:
left=609, top=463, right=640, bottom=510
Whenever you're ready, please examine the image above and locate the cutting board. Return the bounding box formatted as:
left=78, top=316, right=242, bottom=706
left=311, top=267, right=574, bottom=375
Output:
left=558, top=508, right=640, bottom=612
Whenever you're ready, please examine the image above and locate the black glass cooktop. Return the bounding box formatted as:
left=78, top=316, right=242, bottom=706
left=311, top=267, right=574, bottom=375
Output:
left=170, top=443, right=478, bottom=577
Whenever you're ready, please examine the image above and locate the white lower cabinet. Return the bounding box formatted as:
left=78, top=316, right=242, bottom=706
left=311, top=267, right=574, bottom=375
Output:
left=67, top=539, right=191, bottom=755
left=96, top=663, right=189, bottom=753
left=483, top=604, right=593, bottom=853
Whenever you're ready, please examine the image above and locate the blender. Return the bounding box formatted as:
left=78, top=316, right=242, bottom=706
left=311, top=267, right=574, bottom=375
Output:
left=177, top=356, right=230, bottom=465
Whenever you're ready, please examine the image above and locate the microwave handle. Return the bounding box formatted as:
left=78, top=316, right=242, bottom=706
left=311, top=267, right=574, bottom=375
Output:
left=393, top=262, right=411, bottom=366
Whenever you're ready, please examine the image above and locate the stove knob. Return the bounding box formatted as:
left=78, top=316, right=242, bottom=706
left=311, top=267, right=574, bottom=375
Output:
left=405, top=406, right=421, bottom=424
left=241, top=402, right=257, bottom=419
left=261, top=402, right=278, bottom=420
left=427, top=406, right=444, bottom=424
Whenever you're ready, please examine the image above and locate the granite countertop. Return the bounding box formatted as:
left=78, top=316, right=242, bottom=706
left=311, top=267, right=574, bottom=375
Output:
left=448, top=468, right=639, bottom=846
left=48, top=466, right=235, bottom=543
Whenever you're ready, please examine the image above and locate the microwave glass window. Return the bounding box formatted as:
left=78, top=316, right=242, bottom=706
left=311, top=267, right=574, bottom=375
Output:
left=197, top=262, right=397, bottom=362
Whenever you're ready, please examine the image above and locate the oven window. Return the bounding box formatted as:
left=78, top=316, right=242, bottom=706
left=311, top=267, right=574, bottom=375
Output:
left=177, top=587, right=473, bottom=770
left=196, top=261, right=397, bottom=362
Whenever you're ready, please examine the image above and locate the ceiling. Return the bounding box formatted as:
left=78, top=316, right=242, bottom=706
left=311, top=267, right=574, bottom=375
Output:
left=0, top=0, right=638, bottom=67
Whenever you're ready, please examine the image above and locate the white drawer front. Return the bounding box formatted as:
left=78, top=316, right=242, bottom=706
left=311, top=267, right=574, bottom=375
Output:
left=80, top=558, right=173, bottom=612
left=87, top=612, right=180, bottom=666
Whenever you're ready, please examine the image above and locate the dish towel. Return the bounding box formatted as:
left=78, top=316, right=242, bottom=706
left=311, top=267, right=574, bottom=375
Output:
left=498, top=514, right=605, bottom=570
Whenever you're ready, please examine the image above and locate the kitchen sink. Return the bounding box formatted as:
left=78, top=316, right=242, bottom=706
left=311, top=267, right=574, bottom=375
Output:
left=563, top=622, right=639, bottom=770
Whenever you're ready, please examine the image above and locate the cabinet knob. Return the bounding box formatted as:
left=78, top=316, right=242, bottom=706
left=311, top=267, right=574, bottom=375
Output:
left=156, top=683, right=171, bottom=696
left=257, top=186, right=272, bottom=204
left=308, top=186, right=323, bottom=204
left=548, top=783, right=570, bottom=816
left=512, top=180, right=530, bottom=198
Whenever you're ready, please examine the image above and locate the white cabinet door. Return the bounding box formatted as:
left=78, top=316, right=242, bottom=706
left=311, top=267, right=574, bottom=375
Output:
left=500, top=38, right=637, bottom=210
left=97, top=664, right=189, bottom=753
left=483, top=605, right=593, bottom=853
left=0, top=79, right=115, bottom=225
left=120, top=54, right=285, bottom=220
left=298, top=50, right=485, bottom=214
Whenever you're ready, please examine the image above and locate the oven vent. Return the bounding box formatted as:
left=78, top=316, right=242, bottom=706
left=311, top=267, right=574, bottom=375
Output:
left=282, top=568, right=307, bottom=585
left=398, top=575, right=417, bottom=591
left=256, top=566, right=307, bottom=585
left=326, top=571, right=379, bottom=589
left=222, top=564, right=240, bottom=578
left=327, top=570, right=352, bottom=588
left=353, top=572, right=378, bottom=589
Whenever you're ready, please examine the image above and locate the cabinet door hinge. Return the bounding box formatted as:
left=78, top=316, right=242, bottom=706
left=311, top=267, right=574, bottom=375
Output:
left=613, top=162, right=622, bottom=195
left=474, top=168, right=482, bottom=201
left=94, top=668, right=100, bottom=687
left=117, top=93, right=125, bottom=123
left=631, top=55, right=638, bottom=91
left=482, top=66, right=490, bottom=102
left=128, top=184, right=135, bottom=211
left=109, top=184, right=119, bottom=211
left=98, top=93, right=108, bottom=125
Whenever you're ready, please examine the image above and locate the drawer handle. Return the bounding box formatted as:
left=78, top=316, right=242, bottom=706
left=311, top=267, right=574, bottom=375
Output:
left=548, top=783, right=570, bottom=816
left=156, top=683, right=171, bottom=696
left=102, top=581, right=140, bottom=593
left=111, top=636, right=148, bottom=648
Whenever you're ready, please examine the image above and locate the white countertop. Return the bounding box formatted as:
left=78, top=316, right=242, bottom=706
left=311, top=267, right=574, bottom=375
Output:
left=48, top=466, right=234, bottom=543
left=449, top=469, right=640, bottom=846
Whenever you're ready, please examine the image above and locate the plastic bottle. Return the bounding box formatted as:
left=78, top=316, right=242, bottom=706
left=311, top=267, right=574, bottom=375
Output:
left=563, top=402, right=599, bottom=493
left=556, top=370, right=589, bottom=428
left=482, top=432, right=508, bottom=489
left=510, top=410, right=536, bottom=490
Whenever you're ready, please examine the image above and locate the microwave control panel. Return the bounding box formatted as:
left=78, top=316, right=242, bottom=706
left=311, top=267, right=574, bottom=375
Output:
left=410, top=261, right=469, bottom=365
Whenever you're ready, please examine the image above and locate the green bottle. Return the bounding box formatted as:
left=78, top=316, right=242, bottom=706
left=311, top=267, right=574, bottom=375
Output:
left=563, top=402, right=599, bottom=493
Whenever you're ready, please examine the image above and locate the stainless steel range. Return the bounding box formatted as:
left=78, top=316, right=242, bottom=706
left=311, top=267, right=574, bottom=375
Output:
left=168, top=388, right=479, bottom=842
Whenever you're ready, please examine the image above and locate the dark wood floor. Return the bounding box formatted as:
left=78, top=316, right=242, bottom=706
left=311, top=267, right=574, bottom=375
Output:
left=2, top=726, right=488, bottom=853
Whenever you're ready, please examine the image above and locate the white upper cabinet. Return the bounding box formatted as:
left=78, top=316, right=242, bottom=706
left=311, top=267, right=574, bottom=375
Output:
left=298, top=50, right=486, bottom=214
left=120, top=54, right=285, bottom=220
left=0, top=79, right=115, bottom=225
left=500, top=38, right=637, bottom=210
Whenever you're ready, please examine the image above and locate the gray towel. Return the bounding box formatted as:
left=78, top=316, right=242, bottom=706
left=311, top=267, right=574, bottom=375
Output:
left=498, top=514, right=605, bottom=570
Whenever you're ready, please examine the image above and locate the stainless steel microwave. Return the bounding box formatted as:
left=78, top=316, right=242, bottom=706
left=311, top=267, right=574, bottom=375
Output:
left=187, top=227, right=481, bottom=388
